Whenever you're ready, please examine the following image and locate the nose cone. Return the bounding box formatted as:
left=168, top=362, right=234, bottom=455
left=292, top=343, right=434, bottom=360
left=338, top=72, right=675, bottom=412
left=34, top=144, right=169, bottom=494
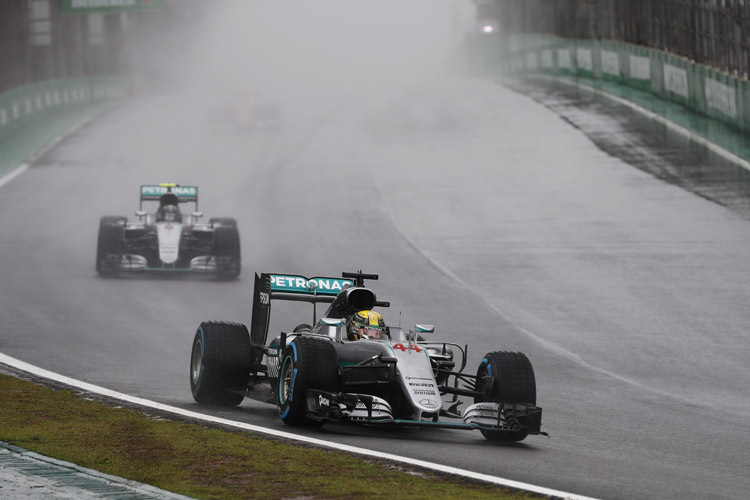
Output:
left=157, top=222, right=181, bottom=263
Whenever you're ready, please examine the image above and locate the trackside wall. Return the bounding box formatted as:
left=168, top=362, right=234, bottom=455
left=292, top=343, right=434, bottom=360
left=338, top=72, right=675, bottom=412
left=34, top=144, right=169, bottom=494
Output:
left=480, top=35, right=750, bottom=134
left=0, top=77, right=127, bottom=177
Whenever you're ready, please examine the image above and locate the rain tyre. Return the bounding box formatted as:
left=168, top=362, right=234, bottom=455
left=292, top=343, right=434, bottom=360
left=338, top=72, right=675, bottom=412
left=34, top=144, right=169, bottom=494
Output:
left=190, top=321, right=251, bottom=406
left=96, top=216, right=126, bottom=277
left=277, top=336, right=338, bottom=426
left=475, top=351, right=536, bottom=442
left=214, top=226, right=241, bottom=280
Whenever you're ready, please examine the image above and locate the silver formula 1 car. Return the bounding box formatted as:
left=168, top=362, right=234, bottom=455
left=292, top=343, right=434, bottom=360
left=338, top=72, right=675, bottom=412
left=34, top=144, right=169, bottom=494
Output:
left=96, top=184, right=241, bottom=279
left=189, top=271, right=544, bottom=442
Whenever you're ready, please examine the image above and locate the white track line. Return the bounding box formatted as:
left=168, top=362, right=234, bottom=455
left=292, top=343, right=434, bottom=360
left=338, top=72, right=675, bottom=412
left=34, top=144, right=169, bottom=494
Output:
left=0, top=163, right=29, bottom=189
left=0, top=353, right=597, bottom=500
left=525, top=74, right=750, bottom=172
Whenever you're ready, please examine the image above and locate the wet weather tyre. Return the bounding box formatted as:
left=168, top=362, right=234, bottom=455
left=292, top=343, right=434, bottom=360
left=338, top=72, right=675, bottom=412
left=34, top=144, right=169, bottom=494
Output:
left=190, top=321, right=251, bottom=406
left=96, top=216, right=126, bottom=277
left=475, top=351, right=536, bottom=442
left=214, top=226, right=241, bottom=279
left=277, top=336, right=338, bottom=426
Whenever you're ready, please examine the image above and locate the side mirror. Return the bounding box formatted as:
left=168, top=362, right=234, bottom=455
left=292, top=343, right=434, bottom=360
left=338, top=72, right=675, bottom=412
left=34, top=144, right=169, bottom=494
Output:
left=320, top=317, right=345, bottom=342
left=408, top=324, right=434, bottom=342
left=191, top=211, right=203, bottom=219
left=135, top=210, right=146, bottom=219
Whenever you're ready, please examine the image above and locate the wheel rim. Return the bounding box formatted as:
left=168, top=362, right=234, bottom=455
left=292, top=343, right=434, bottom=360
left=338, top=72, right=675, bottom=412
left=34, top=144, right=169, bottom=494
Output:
left=279, top=356, right=293, bottom=404
left=191, top=340, right=203, bottom=384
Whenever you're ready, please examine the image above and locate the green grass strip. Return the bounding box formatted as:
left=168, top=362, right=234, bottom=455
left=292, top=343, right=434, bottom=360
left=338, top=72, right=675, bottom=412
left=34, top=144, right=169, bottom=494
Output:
left=0, top=373, right=536, bottom=500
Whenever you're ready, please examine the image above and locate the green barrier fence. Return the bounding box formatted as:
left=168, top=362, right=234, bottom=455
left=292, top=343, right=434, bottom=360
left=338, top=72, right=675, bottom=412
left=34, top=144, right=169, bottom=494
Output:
left=0, top=77, right=127, bottom=130
left=483, top=35, right=750, bottom=135
left=0, top=77, right=127, bottom=178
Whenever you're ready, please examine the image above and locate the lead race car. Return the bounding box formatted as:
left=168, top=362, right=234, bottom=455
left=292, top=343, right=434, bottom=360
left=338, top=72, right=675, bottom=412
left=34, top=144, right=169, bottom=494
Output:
left=189, top=272, right=545, bottom=442
left=96, top=184, right=241, bottom=279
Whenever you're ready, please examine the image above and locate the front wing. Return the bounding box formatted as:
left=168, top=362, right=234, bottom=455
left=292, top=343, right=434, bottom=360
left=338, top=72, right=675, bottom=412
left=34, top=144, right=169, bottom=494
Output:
left=113, top=234, right=223, bottom=273
left=305, top=389, right=543, bottom=435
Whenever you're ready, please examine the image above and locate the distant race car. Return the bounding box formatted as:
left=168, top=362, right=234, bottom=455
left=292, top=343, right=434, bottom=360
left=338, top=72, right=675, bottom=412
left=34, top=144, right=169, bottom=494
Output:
left=189, top=271, right=545, bottom=442
left=96, top=184, right=241, bottom=279
left=232, top=90, right=282, bottom=131
left=212, top=90, right=282, bottom=132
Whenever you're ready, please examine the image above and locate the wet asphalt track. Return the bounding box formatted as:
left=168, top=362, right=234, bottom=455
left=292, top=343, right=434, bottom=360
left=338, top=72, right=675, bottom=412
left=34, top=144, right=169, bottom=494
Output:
left=1, top=78, right=749, bottom=500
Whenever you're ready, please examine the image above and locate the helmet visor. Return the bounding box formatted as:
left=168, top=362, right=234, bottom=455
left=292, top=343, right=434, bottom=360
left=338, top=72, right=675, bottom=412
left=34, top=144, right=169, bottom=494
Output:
left=362, top=327, right=385, bottom=339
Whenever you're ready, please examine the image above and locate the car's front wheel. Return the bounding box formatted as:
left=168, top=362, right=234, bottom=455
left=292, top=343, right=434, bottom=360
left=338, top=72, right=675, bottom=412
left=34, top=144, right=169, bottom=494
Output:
left=95, top=216, right=126, bottom=277
left=475, top=351, right=536, bottom=442
left=213, top=226, right=241, bottom=280
left=277, top=336, right=338, bottom=426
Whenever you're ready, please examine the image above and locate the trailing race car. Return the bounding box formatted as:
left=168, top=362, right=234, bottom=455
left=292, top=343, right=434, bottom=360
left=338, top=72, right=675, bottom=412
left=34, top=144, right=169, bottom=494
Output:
left=96, top=184, right=241, bottom=279
left=189, top=271, right=545, bottom=442
left=212, top=89, right=283, bottom=133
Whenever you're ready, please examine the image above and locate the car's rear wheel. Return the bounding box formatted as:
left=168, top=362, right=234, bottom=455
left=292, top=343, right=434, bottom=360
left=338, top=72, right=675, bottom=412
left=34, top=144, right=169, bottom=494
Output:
left=475, top=351, right=536, bottom=442
left=96, top=216, right=126, bottom=277
left=190, top=321, right=251, bottom=406
left=214, top=226, right=241, bottom=280
left=278, top=336, right=338, bottom=426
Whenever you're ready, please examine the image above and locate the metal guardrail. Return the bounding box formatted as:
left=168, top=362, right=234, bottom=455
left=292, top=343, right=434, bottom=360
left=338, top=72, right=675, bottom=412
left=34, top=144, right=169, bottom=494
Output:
left=479, top=0, right=749, bottom=79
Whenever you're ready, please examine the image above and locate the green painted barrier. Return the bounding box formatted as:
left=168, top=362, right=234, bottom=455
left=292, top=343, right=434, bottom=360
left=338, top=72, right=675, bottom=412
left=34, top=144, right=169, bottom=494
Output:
left=0, top=77, right=126, bottom=129
left=482, top=35, right=750, bottom=135
left=0, top=77, right=127, bottom=178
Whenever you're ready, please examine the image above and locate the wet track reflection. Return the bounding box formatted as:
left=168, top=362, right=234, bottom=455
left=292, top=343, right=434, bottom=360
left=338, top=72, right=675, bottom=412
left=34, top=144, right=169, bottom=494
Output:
left=505, top=78, right=750, bottom=218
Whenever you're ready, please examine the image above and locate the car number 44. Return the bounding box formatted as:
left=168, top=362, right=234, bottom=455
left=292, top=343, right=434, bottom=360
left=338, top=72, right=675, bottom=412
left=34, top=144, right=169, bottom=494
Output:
left=392, top=343, right=421, bottom=353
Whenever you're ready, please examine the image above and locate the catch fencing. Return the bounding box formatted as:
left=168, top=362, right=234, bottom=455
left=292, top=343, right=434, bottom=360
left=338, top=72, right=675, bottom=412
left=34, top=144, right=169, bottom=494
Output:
left=0, top=0, right=180, bottom=95
left=478, top=0, right=750, bottom=79
left=0, top=1, right=117, bottom=94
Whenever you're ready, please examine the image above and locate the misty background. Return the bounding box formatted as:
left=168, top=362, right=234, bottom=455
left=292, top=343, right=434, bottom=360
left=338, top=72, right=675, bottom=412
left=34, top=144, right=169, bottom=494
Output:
left=122, top=1, right=478, bottom=119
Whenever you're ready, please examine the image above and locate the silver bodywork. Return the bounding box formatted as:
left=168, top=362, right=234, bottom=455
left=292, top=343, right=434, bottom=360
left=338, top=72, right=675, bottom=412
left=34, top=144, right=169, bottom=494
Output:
left=387, top=340, right=443, bottom=418
left=281, top=322, right=443, bottom=422
left=119, top=215, right=217, bottom=272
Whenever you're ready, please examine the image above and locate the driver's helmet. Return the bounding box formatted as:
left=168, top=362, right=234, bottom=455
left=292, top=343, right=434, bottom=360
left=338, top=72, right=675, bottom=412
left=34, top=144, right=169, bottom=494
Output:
left=157, top=204, right=181, bottom=223
left=347, top=310, right=386, bottom=341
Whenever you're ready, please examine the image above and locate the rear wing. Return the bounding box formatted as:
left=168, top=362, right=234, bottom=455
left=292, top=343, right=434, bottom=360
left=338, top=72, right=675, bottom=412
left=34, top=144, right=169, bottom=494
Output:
left=268, top=273, right=354, bottom=301
left=139, top=184, right=199, bottom=209
left=249, top=273, right=354, bottom=359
